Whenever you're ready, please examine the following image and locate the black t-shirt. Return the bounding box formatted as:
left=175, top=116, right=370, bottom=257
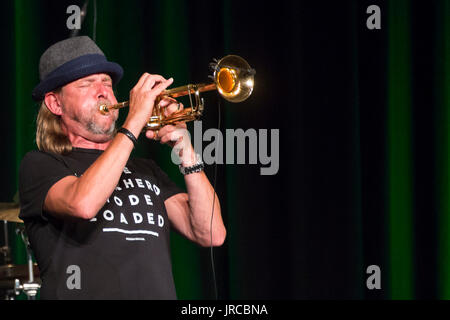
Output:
left=19, top=147, right=184, bottom=300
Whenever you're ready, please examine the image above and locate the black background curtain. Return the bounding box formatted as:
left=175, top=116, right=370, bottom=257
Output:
left=1, top=0, right=449, bottom=300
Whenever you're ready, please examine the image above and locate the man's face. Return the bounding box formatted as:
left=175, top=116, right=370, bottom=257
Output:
left=57, top=73, right=119, bottom=142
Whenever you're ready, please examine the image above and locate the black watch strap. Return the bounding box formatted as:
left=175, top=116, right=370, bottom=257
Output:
left=179, top=153, right=204, bottom=175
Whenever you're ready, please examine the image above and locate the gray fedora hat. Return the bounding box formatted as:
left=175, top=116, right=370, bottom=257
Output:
left=32, top=36, right=123, bottom=101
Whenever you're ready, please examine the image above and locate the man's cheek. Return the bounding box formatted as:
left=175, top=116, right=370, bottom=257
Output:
left=111, top=111, right=119, bottom=122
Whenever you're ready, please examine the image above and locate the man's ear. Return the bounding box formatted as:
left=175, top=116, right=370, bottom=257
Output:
left=44, top=91, right=63, bottom=116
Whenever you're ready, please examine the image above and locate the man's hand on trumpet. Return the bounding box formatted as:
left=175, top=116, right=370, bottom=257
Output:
left=146, top=98, right=197, bottom=167
left=122, top=73, right=173, bottom=139
left=144, top=96, right=183, bottom=144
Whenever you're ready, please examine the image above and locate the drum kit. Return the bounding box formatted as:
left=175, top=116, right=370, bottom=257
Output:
left=0, top=202, right=41, bottom=300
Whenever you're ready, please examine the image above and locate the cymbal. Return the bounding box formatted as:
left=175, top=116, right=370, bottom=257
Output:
left=0, top=203, right=22, bottom=223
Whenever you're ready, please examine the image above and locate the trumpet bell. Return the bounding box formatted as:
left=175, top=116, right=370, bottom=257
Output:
left=213, top=55, right=254, bottom=103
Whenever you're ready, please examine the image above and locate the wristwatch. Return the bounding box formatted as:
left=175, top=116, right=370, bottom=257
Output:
left=179, top=153, right=204, bottom=175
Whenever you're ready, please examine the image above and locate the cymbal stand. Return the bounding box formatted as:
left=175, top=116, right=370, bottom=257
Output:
left=14, top=227, right=40, bottom=299
left=0, top=220, right=12, bottom=265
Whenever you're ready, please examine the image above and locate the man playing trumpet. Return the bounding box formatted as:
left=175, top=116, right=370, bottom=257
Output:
left=18, top=36, right=225, bottom=299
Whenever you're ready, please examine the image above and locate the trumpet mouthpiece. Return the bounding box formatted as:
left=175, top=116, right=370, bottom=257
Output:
left=99, top=104, right=109, bottom=114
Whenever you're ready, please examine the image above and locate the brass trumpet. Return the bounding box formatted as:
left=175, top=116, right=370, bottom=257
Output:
left=99, top=55, right=255, bottom=130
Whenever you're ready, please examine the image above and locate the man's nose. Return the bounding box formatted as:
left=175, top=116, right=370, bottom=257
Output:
left=95, top=82, right=110, bottom=99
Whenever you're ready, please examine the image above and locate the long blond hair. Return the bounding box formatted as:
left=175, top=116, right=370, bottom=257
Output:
left=36, top=90, right=72, bottom=154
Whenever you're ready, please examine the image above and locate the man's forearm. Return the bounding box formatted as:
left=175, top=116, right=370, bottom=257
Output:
left=68, top=133, right=134, bottom=219
left=183, top=171, right=226, bottom=246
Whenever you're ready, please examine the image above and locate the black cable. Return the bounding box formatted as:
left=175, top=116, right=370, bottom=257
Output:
left=93, top=0, right=97, bottom=42
left=209, top=96, right=221, bottom=300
